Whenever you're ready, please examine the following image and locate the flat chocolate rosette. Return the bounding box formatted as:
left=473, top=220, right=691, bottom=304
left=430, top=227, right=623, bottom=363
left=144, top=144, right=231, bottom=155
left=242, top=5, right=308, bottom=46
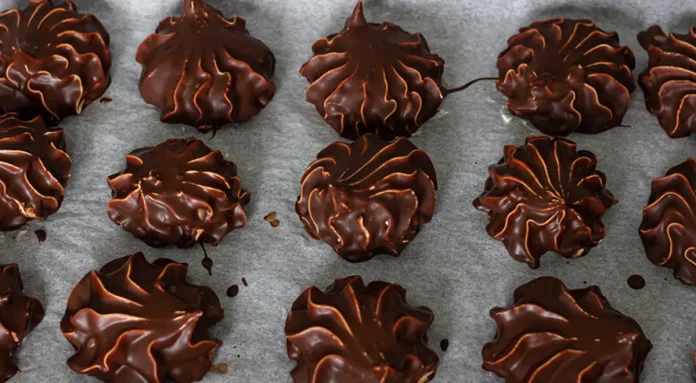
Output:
left=285, top=276, right=438, bottom=383
left=300, top=1, right=446, bottom=140
left=473, top=136, right=616, bottom=268
left=0, top=264, right=45, bottom=383
left=296, top=134, right=437, bottom=263
left=640, top=158, right=696, bottom=285
left=497, top=18, right=635, bottom=136
left=638, top=26, right=696, bottom=138
left=483, top=277, right=652, bottom=382
left=0, top=0, right=111, bottom=125
left=136, top=0, right=276, bottom=132
left=107, top=137, right=250, bottom=248
left=61, top=252, right=223, bottom=383
left=0, top=114, right=71, bottom=231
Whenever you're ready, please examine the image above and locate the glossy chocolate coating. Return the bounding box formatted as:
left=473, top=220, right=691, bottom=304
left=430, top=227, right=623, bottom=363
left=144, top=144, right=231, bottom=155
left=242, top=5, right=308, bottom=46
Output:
left=107, top=137, right=249, bottom=248
left=136, top=0, right=276, bottom=132
left=473, top=136, right=616, bottom=268
left=638, top=26, right=696, bottom=138
left=0, top=114, right=71, bottom=231
left=640, top=158, right=696, bottom=286
left=0, top=264, right=44, bottom=383
left=285, top=276, right=438, bottom=383
left=0, top=0, right=111, bottom=125
left=60, top=252, right=223, bottom=383
left=300, top=1, right=445, bottom=140
left=483, top=277, right=652, bottom=382
left=296, top=134, right=437, bottom=262
left=497, top=18, right=635, bottom=135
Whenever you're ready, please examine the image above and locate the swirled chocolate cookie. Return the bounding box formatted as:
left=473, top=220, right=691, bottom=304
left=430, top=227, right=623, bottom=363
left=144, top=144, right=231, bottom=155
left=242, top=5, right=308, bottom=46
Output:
left=296, top=134, right=437, bottom=262
left=107, top=137, right=249, bottom=248
left=497, top=18, right=635, bottom=135
left=301, top=1, right=446, bottom=140
left=0, top=114, right=71, bottom=231
left=640, top=158, right=696, bottom=285
left=473, top=136, right=616, bottom=268
left=136, top=0, right=275, bottom=132
left=0, top=0, right=111, bottom=125
left=483, top=277, right=652, bottom=382
left=0, top=264, right=44, bottom=382
left=61, top=252, right=223, bottom=383
left=285, top=276, right=438, bottom=383
left=638, top=26, right=696, bottom=138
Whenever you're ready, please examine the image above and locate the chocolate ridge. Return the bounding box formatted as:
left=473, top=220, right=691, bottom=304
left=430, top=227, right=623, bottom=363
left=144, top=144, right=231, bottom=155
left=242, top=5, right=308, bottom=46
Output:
left=285, top=276, right=438, bottom=383
left=638, top=25, right=696, bottom=138
left=0, top=0, right=111, bottom=125
left=482, top=277, right=652, bottom=382
left=107, top=137, right=250, bottom=248
left=496, top=18, right=636, bottom=135
left=473, top=136, right=616, bottom=268
left=640, top=158, right=696, bottom=285
left=296, top=134, right=437, bottom=262
left=300, top=1, right=446, bottom=140
left=0, top=264, right=44, bottom=382
left=60, top=252, right=223, bottom=382
left=0, top=113, right=71, bottom=231
left=136, top=0, right=276, bottom=131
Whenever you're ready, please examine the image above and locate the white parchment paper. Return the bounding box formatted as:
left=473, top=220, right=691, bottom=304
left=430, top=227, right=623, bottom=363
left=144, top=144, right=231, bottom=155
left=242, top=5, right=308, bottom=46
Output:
left=1, top=0, right=695, bottom=381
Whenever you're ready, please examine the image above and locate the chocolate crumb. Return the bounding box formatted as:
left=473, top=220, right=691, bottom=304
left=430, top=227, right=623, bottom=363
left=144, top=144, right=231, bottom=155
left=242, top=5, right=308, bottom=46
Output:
left=440, top=338, right=449, bottom=352
left=242, top=278, right=248, bottom=287
left=628, top=275, right=646, bottom=290
left=100, top=97, right=112, bottom=104
left=209, top=363, right=228, bottom=374
left=35, top=229, right=46, bottom=243
left=226, top=285, right=239, bottom=298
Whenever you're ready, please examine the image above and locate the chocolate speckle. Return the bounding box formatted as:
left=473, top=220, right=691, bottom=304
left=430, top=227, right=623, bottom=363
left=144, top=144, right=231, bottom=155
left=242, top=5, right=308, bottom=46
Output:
left=100, top=97, right=112, bottom=104
left=628, top=275, right=646, bottom=290
left=35, top=229, right=46, bottom=243
left=440, top=339, right=449, bottom=352
left=226, top=285, right=239, bottom=298
left=199, top=243, right=213, bottom=276
left=242, top=278, right=248, bottom=287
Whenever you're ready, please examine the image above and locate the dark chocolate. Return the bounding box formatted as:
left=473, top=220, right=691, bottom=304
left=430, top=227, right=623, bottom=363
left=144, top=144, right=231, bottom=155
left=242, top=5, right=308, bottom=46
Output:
left=34, top=229, right=46, bottom=243
left=296, top=134, right=437, bottom=262
left=627, top=274, right=646, bottom=290
left=638, top=26, right=696, bottom=138
left=473, top=136, right=616, bottom=268
left=0, top=0, right=111, bottom=125
left=60, top=252, right=223, bottom=383
left=440, top=339, right=449, bottom=352
left=285, top=276, right=438, bottom=383
left=640, top=158, right=696, bottom=286
left=301, top=1, right=446, bottom=140
left=497, top=18, right=635, bottom=135
left=0, top=264, right=44, bottom=382
left=136, top=0, right=276, bottom=132
left=0, top=114, right=71, bottom=231
left=483, top=277, right=652, bottom=382
left=107, top=137, right=250, bottom=248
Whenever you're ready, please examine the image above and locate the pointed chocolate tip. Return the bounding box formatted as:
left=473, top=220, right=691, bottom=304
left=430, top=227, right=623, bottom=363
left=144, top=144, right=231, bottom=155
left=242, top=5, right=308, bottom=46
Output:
left=346, top=0, right=367, bottom=29
left=183, top=0, right=206, bottom=17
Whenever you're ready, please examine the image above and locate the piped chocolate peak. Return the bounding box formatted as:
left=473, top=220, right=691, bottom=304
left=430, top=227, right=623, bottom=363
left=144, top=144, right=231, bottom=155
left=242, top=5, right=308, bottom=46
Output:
left=301, top=1, right=446, bottom=140
left=136, top=0, right=276, bottom=131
